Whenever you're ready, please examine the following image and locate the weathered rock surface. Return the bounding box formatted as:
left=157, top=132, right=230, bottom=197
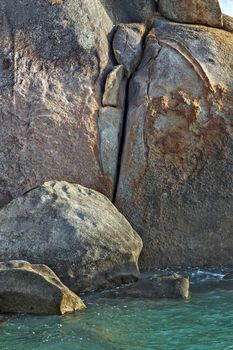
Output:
left=0, top=260, right=86, bottom=315
left=98, top=107, right=124, bottom=187
left=0, top=0, right=117, bottom=207
left=118, top=274, right=189, bottom=299
left=116, top=16, right=233, bottom=269
left=0, top=181, right=143, bottom=293
left=102, top=65, right=125, bottom=108
left=159, top=0, right=223, bottom=28
left=223, top=15, right=233, bottom=33
left=113, top=23, right=146, bottom=77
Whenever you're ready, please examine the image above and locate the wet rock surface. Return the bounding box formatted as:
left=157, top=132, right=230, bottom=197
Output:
left=110, top=274, right=189, bottom=299
left=0, top=260, right=86, bottom=315
left=0, top=181, right=143, bottom=293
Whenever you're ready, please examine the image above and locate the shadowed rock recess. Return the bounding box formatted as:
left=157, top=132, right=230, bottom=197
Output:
left=0, top=0, right=232, bottom=270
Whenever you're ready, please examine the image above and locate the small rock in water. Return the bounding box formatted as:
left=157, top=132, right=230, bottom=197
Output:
left=0, top=260, right=86, bottom=315
left=223, top=272, right=233, bottom=280
left=117, top=273, right=189, bottom=299
left=0, top=315, right=7, bottom=325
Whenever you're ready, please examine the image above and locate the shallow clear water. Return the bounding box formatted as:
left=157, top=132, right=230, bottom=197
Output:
left=1, top=270, right=233, bottom=350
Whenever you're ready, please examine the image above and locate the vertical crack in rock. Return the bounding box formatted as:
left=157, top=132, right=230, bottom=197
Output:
left=112, top=25, right=160, bottom=202
left=114, top=15, right=233, bottom=269
left=112, top=77, right=130, bottom=202
left=99, top=21, right=149, bottom=201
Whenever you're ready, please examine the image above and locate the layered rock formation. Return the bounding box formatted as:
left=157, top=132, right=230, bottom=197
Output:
left=0, top=260, right=86, bottom=315
left=0, top=181, right=142, bottom=292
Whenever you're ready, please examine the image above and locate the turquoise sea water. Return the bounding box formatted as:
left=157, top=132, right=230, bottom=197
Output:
left=1, top=270, right=233, bottom=350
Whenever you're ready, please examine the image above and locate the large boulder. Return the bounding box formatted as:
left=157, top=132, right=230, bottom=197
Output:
left=0, top=0, right=117, bottom=207
left=0, top=260, right=86, bottom=315
left=158, top=0, right=223, bottom=28
left=115, top=17, right=233, bottom=269
left=0, top=181, right=143, bottom=293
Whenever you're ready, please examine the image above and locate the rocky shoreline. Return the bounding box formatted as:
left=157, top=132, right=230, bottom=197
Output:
left=0, top=0, right=232, bottom=316
left=0, top=181, right=188, bottom=315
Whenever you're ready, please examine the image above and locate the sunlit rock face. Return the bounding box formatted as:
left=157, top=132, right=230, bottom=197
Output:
left=159, top=0, right=223, bottom=27
left=0, top=0, right=115, bottom=207
left=115, top=16, right=233, bottom=269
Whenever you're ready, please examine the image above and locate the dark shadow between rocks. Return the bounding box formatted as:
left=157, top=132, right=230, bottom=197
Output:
left=99, top=0, right=157, bottom=23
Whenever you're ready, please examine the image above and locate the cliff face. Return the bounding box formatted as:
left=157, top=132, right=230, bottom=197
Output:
left=0, top=0, right=114, bottom=206
left=115, top=17, right=233, bottom=268
left=0, top=0, right=232, bottom=268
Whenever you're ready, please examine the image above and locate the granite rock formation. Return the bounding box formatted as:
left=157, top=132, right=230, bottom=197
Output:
left=0, top=181, right=143, bottom=292
left=115, top=16, right=233, bottom=269
left=0, top=0, right=233, bottom=271
left=158, top=0, right=223, bottom=27
left=0, top=0, right=115, bottom=207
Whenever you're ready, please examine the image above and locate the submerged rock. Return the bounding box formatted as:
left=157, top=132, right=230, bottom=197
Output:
left=117, top=274, right=189, bottom=299
left=0, top=181, right=143, bottom=293
left=158, top=0, right=223, bottom=28
left=223, top=273, right=233, bottom=280
left=0, top=261, right=86, bottom=315
left=0, top=315, right=7, bottom=325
